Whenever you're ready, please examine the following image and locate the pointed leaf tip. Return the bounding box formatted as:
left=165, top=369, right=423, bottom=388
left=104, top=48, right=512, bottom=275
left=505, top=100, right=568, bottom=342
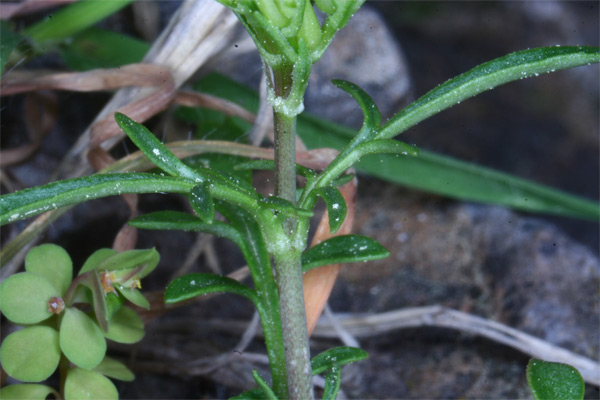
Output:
left=332, top=79, right=381, bottom=129
left=526, top=358, right=585, bottom=400
left=165, top=273, right=256, bottom=304
left=302, top=235, right=389, bottom=272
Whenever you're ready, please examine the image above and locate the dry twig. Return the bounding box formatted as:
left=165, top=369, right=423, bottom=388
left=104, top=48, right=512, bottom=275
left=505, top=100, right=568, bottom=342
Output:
left=312, top=305, right=600, bottom=386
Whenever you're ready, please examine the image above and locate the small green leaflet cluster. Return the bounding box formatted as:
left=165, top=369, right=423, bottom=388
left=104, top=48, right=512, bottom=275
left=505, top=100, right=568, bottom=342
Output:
left=0, top=244, right=157, bottom=400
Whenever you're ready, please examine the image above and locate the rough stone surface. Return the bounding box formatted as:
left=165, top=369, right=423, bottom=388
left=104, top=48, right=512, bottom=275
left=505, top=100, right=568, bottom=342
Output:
left=329, top=180, right=599, bottom=398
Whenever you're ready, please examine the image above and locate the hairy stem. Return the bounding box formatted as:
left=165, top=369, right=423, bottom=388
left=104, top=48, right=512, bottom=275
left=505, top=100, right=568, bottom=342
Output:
left=271, top=67, right=314, bottom=399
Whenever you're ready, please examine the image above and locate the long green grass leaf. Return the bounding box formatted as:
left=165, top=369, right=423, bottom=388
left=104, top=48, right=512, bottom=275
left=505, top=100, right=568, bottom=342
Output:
left=298, top=114, right=599, bottom=220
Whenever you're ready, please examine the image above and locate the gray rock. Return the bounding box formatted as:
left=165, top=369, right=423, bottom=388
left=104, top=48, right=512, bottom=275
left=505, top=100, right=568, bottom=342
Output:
left=329, top=181, right=599, bottom=398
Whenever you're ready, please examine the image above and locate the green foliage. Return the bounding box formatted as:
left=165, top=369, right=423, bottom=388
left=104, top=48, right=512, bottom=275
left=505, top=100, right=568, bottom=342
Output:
left=60, top=27, right=149, bottom=71
left=103, top=306, right=145, bottom=344
left=314, top=186, right=347, bottom=234
left=0, top=384, right=58, bottom=400
left=216, top=0, right=364, bottom=117
left=0, top=273, right=59, bottom=324
left=64, top=368, right=118, bottom=400
left=25, top=244, right=73, bottom=294
left=0, top=245, right=153, bottom=398
left=0, top=326, right=61, bottom=382
left=302, top=235, right=390, bottom=272
left=1, top=2, right=598, bottom=396
left=165, top=273, right=258, bottom=304
left=60, top=307, right=107, bottom=370
left=93, top=357, right=135, bottom=382
left=23, top=0, right=134, bottom=45
left=0, top=21, right=23, bottom=75
left=310, top=346, right=369, bottom=376
left=190, top=184, right=216, bottom=223
left=191, top=71, right=600, bottom=219
left=233, top=346, right=368, bottom=399
left=526, top=359, right=585, bottom=400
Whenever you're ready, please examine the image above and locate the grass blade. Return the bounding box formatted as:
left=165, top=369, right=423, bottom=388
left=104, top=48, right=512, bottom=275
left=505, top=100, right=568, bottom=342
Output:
left=24, top=0, right=134, bottom=44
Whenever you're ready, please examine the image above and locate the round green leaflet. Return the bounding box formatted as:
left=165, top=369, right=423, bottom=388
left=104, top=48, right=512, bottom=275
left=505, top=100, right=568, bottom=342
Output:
left=60, top=307, right=106, bottom=370
left=0, top=384, right=58, bottom=400
left=0, top=326, right=61, bottom=382
left=64, top=368, right=118, bottom=400
left=0, top=272, right=59, bottom=324
left=103, top=306, right=144, bottom=344
left=25, top=243, right=73, bottom=295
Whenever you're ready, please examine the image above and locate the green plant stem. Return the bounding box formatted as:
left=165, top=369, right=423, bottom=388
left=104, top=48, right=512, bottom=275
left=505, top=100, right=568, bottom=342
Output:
left=272, top=249, right=313, bottom=400
left=273, top=104, right=298, bottom=206
left=271, top=67, right=314, bottom=399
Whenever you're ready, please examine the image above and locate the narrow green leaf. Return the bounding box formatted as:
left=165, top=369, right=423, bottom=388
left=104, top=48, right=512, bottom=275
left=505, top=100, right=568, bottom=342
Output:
left=260, top=196, right=313, bottom=218
left=0, top=384, right=58, bottom=400
left=103, top=292, right=125, bottom=321
left=379, top=46, right=600, bottom=139
left=332, top=79, right=381, bottom=130
left=74, top=270, right=109, bottom=332
left=311, top=346, right=368, bottom=376
left=526, top=358, right=585, bottom=400
left=322, top=364, right=342, bottom=400
left=234, top=159, right=317, bottom=179
left=357, top=150, right=600, bottom=220
left=0, top=272, right=59, bottom=324
left=60, top=27, right=149, bottom=71
left=251, top=371, right=278, bottom=400
left=114, top=285, right=149, bottom=309
left=230, top=388, right=266, bottom=400
left=190, top=184, right=215, bottom=223
left=0, top=326, right=60, bottom=382
left=115, top=113, right=204, bottom=182
left=0, top=22, right=22, bottom=75
left=60, top=308, right=106, bottom=370
left=64, top=368, right=118, bottom=400
left=214, top=201, right=286, bottom=394
left=25, top=244, right=73, bottom=295
left=315, top=186, right=347, bottom=234
left=234, top=159, right=276, bottom=171
left=24, top=0, right=133, bottom=44
left=0, top=173, right=194, bottom=225
left=129, top=211, right=244, bottom=248
left=314, top=0, right=336, bottom=15
left=296, top=112, right=600, bottom=220
left=103, top=306, right=144, bottom=344
left=165, top=273, right=257, bottom=304
left=93, top=356, right=135, bottom=382
left=302, top=235, right=390, bottom=272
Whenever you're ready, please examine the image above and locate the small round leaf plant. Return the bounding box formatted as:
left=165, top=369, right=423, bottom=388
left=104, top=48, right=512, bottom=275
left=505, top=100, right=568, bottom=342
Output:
left=0, top=244, right=156, bottom=400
